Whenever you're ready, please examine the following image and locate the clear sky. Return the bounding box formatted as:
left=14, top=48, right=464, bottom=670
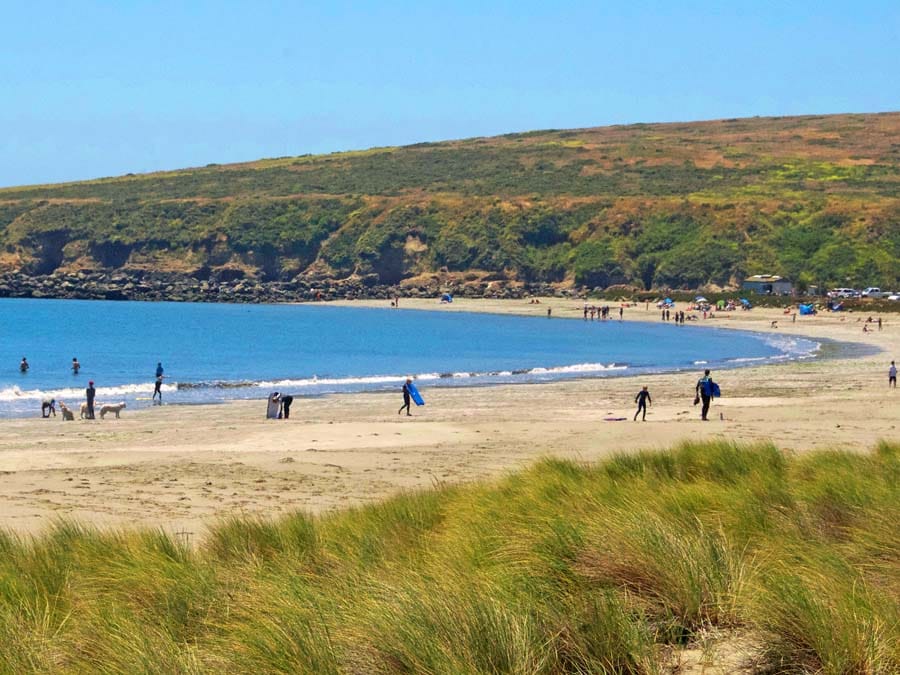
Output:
left=2, top=1, right=898, bottom=187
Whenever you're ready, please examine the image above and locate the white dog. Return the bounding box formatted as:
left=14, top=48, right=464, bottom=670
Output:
left=58, top=402, right=75, bottom=421
left=99, top=402, right=126, bottom=419
left=80, top=402, right=90, bottom=419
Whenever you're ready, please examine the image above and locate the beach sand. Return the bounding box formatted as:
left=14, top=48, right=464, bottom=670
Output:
left=0, top=298, right=896, bottom=538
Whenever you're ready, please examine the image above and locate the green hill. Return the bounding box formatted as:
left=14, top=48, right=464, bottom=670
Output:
left=2, top=112, right=899, bottom=290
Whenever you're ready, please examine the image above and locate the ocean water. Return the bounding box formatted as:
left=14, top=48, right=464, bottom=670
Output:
left=0, top=298, right=820, bottom=418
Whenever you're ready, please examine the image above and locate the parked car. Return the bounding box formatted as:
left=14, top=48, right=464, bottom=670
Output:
left=887, top=293, right=900, bottom=302
left=862, top=287, right=885, bottom=298
left=827, top=288, right=857, bottom=298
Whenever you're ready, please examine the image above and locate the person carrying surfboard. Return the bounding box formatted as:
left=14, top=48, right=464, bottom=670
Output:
left=399, top=378, right=413, bottom=416
left=694, top=369, right=719, bottom=421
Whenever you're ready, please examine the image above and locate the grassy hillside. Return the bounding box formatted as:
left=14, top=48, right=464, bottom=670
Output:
left=1, top=113, right=899, bottom=290
left=1, top=441, right=897, bottom=673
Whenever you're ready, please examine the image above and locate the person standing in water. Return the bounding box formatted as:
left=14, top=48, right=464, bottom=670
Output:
left=20, top=357, right=29, bottom=373
left=72, top=357, right=80, bottom=375
left=695, top=369, right=715, bottom=421
left=633, top=386, right=651, bottom=421
left=85, top=381, right=96, bottom=420
left=398, top=378, right=413, bottom=416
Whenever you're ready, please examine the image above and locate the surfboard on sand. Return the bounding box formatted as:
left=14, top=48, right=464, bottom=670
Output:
left=407, top=382, right=425, bottom=406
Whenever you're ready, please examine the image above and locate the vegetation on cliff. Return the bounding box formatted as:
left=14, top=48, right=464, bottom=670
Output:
left=1, top=113, right=898, bottom=290
left=1, top=441, right=898, bottom=672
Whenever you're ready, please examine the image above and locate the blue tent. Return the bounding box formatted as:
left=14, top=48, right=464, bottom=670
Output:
left=798, top=304, right=815, bottom=315
left=440, top=293, right=453, bottom=303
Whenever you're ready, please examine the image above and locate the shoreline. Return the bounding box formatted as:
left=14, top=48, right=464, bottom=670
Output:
left=0, top=298, right=896, bottom=537
left=0, top=301, right=845, bottom=419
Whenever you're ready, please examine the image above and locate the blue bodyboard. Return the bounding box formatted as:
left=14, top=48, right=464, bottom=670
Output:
left=711, top=383, right=721, bottom=398
left=407, top=382, right=425, bottom=406
left=702, top=380, right=721, bottom=398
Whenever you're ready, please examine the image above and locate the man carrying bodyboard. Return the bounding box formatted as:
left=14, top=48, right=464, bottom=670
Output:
left=694, top=369, right=720, bottom=421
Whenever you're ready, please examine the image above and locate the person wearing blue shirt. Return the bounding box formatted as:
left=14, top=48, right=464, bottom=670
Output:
left=695, top=369, right=715, bottom=421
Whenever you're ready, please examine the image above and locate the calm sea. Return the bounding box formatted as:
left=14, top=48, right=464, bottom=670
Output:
left=0, top=298, right=819, bottom=418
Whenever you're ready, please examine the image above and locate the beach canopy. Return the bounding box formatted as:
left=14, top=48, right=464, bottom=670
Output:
left=440, top=293, right=453, bottom=303
left=798, top=304, right=815, bottom=315
left=695, top=296, right=708, bottom=303
left=740, top=298, right=751, bottom=306
left=716, top=299, right=726, bottom=309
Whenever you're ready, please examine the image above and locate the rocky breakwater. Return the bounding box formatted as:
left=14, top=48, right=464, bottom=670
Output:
left=0, top=271, right=579, bottom=304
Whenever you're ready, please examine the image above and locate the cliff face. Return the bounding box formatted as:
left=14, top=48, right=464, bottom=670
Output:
left=1, top=112, right=899, bottom=290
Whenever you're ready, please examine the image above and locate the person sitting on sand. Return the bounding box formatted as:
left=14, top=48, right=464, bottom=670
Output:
left=398, top=379, right=412, bottom=416
left=41, top=398, right=56, bottom=418
left=634, top=386, right=651, bottom=421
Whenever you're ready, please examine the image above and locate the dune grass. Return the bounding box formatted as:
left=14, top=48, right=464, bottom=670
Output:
left=0, top=440, right=898, bottom=673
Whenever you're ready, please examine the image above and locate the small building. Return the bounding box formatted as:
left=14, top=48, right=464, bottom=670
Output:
left=742, top=274, right=793, bottom=295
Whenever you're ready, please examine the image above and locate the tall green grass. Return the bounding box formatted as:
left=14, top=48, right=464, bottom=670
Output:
left=0, top=440, right=897, bottom=673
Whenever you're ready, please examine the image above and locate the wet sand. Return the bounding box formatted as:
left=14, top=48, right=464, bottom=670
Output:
left=0, top=298, right=896, bottom=537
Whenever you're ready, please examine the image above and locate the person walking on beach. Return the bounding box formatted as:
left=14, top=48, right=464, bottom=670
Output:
left=152, top=362, right=165, bottom=402
left=152, top=374, right=164, bottom=402
left=890, top=361, right=897, bottom=389
left=85, top=381, right=96, bottom=420
left=20, top=357, right=29, bottom=373
left=695, top=369, right=715, bottom=421
left=634, top=386, right=651, bottom=421
left=72, top=357, right=80, bottom=375
left=398, top=378, right=413, bottom=416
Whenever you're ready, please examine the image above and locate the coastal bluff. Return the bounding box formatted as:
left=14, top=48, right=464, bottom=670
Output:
left=1, top=112, right=898, bottom=293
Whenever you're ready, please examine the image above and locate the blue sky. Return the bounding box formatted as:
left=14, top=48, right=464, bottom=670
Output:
left=2, top=1, right=898, bottom=187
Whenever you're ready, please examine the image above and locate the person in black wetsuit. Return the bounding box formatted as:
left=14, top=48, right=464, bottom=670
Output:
left=634, top=386, right=651, bottom=421
left=279, top=395, right=294, bottom=419
left=398, top=378, right=412, bottom=416
left=695, top=369, right=714, bottom=421
left=85, top=381, right=96, bottom=420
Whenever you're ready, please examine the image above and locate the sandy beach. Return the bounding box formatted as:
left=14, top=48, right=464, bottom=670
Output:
left=0, top=298, right=896, bottom=538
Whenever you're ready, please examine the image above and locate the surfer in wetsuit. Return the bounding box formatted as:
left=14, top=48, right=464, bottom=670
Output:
left=633, top=386, right=651, bottom=421
left=20, top=357, right=29, bottom=373
left=72, top=357, right=80, bottom=375
left=85, top=381, right=96, bottom=420
left=398, top=378, right=412, bottom=416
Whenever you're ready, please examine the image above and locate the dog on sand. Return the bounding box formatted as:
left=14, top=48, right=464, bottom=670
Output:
left=80, top=402, right=90, bottom=419
left=99, top=402, right=126, bottom=419
left=58, top=402, right=75, bottom=421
